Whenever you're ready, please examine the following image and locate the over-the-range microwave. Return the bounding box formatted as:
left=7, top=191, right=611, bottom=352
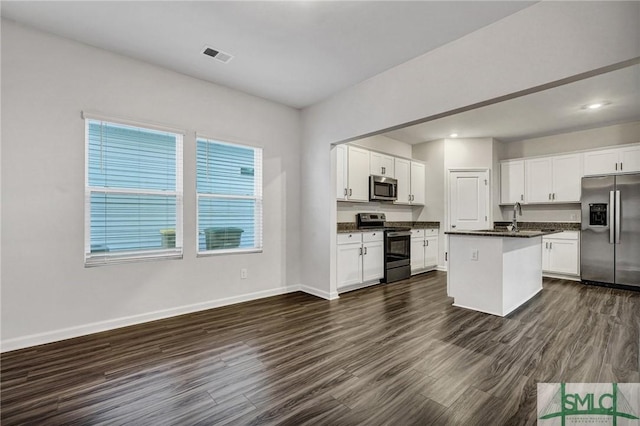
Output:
left=370, top=175, right=397, bottom=201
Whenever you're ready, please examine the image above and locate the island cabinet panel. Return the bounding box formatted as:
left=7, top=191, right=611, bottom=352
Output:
left=447, top=234, right=543, bottom=317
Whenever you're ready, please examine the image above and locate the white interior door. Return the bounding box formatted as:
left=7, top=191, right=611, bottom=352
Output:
left=449, top=170, right=490, bottom=231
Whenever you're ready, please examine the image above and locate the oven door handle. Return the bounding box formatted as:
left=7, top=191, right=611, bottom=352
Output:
left=386, top=231, right=411, bottom=237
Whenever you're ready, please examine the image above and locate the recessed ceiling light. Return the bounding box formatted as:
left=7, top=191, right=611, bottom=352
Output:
left=581, top=101, right=611, bottom=110
left=449, top=133, right=458, bottom=138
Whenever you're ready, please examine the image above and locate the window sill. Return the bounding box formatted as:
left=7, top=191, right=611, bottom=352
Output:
left=197, top=248, right=263, bottom=257
left=85, top=249, right=183, bottom=267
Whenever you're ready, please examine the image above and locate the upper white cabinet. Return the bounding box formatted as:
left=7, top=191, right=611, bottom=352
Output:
left=337, top=145, right=370, bottom=202
left=395, top=158, right=425, bottom=205
left=583, top=144, right=640, bottom=176
left=410, top=162, right=426, bottom=205
left=525, top=154, right=582, bottom=203
left=370, top=152, right=395, bottom=178
left=500, top=160, right=524, bottom=204
left=336, top=144, right=348, bottom=200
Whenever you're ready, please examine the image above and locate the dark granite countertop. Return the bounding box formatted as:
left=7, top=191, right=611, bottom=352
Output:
left=337, top=221, right=439, bottom=233
left=445, top=229, right=563, bottom=238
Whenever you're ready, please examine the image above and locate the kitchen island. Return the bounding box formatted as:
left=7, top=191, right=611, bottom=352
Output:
left=445, top=229, right=560, bottom=316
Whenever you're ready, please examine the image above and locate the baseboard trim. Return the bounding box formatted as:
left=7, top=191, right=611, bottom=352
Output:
left=1, top=285, right=300, bottom=353
left=436, top=265, right=448, bottom=272
left=543, top=272, right=581, bottom=282
left=298, top=284, right=339, bottom=300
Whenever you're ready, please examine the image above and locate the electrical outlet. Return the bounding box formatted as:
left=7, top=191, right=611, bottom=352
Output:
left=240, top=268, right=248, bottom=279
left=471, top=249, right=479, bottom=261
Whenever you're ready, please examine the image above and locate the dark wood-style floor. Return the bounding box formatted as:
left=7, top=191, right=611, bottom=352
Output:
left=2, top=272, right=639, bottom=425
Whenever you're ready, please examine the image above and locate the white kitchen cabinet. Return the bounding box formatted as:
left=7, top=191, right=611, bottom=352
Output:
left=542, top=231, right=579, bottom=276
left=370, top=152, right=395, bottom=178
left=362, top=233, right=384, bottom=282
left=525, top=158, right=553, bottom=203
left=410, top=228, right=438, bottom=274
left=336, top=146, right=370, bottom=202
left=336, top=144, right=348, bottom=200
left=525, top=154, right=581, bottom=203
left=337, top=231, right=384, bottom=290
left=410, top=162, right=426, bottom=205
left=583, top=144, right=640, bottom=176
left=500, top=160, right=525, bottom=204
left=394, top=158, right=425, bottom=205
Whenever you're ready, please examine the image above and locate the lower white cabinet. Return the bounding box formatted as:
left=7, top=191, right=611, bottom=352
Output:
left=337, top=231, right=384, bottom=290
left=542, top=231, right=580, bottom=276
left=410, top=228, right=439, bottom=274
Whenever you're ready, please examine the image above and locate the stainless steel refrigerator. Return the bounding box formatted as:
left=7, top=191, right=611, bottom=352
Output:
left=581, top=173, right=640, bottom=289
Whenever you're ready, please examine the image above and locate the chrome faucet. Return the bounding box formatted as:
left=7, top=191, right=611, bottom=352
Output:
left=512, top=202, right=522, bottom=231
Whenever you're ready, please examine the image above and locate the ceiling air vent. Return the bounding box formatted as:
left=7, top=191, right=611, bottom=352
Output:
left=202, top=46, right=233, bottom=64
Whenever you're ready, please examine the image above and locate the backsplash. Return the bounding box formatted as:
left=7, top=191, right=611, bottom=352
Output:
left=498, top=204, right=581, bottom=223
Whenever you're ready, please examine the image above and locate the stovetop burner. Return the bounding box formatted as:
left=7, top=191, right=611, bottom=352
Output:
left=356, top=213, right=410, bottom=233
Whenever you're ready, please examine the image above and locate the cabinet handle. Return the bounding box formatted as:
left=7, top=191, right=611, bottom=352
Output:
left=359, top=247, right=362, bottom=255
left=548, top=193, right=551, bottom=200
left=409, top=195, right=412, bottom=202
left=364, top=247, right=368, bottom=255
left=615, top=163, right=618, bottom=171
left=545, top=242, right=548, bottom=249
left=426, top=240, right=429, bottom=247
left=349, top=188, right=352, bottom=196
left=549, top=242, right=552, bottom=249
left=552, top=193, right=555, bottom=200
left=344, top=188, right=347, bottom=196
left=620, top=162, right=623, bottom=171
left=521, top=194, right=524, bottom=201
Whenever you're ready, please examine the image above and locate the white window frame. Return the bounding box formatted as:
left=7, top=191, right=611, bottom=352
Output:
left=196, top=136, right=263, bottom=256
left=83, top=112, right=184, bottom=266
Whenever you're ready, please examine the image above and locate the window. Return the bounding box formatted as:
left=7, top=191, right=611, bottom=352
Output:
left=85, top=117, right=183, bottom=266
left=196, top=138, right=262, bottom=254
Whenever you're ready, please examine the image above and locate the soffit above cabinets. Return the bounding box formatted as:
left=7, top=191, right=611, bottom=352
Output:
left=384, top=63, right=640, bottom=144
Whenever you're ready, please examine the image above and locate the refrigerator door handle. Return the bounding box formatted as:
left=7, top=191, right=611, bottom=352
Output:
left=615, top=190, right=621, bottom=244
left=609, top=190, right=615, bottom=244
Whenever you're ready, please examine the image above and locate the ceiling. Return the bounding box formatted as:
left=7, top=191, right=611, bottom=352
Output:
left=0, top=1, right=535, bottom=109
left=383, top=63, right=640, bottom=144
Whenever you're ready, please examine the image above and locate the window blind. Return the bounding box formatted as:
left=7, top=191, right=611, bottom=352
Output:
left=85, top=119, right=183, bottom=266
left=196, top=138, right=263, bottom=254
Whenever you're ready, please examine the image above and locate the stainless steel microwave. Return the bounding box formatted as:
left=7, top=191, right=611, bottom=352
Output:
left=370, top=175, right=397, bottom=201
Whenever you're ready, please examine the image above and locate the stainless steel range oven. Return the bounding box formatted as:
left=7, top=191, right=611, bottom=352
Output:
left=356, top=213, right=411, bottom=283
left=384, top=229, right=411, bottom=283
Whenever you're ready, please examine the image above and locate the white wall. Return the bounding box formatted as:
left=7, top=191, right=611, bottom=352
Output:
left=1, top=20, right=301, bottom=350
left=350, top=135, right=412, bottom=159
left=301, top=1, right=640, bottom=298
